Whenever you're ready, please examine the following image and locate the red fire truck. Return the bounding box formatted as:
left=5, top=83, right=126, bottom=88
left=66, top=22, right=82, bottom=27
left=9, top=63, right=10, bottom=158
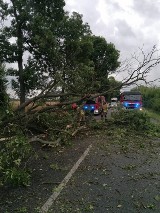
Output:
left=120, top=91, right=142, bottom=110
left=83, top=96, right=106, bottom=115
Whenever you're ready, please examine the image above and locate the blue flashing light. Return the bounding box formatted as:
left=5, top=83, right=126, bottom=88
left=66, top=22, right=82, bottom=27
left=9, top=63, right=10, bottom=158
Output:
left=84, top=106, right=88, bottom=110
left=91, top=106, right=95, bottom=109
left=135, top=103, right=140, bottom=108
left=124, top=102, right=128, bottom=107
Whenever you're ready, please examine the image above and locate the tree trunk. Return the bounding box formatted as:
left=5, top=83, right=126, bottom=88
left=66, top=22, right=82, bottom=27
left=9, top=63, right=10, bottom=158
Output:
left=60, top=70, right=66, bottom=102
left=17, top=26, right=25, bottom=105
left=11, top=0, right=26, bottom=106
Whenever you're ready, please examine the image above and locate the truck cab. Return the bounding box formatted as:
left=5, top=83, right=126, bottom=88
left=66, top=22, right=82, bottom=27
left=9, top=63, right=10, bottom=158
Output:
left=83, top=99, right=102, bottom=115
left=120, top=91, right=142, bottom=110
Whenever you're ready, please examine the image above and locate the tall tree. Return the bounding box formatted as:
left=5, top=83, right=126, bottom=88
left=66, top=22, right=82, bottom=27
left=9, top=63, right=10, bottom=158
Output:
left=22, top=12, right=94, bottom=97
left=57, top=12, right=93, bottom=95
left=0, top=0, right=65, bottom=104
left=90, top=36, right=120, bottom=93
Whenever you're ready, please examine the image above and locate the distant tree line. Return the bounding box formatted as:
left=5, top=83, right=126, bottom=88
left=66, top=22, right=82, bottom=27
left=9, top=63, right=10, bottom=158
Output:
left=132, top=86, right=160, bottom=113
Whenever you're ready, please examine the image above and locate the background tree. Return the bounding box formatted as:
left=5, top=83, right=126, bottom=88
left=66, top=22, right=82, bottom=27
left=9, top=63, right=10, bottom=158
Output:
left=0, top=0, right=65, bottom=104
left=106, top=76, right=121, bottom=101
left=90, top=36, right=120, bottom=93
left=132, top=85, right=160, bottom=113
left=0, top=64, right=8, bottom=108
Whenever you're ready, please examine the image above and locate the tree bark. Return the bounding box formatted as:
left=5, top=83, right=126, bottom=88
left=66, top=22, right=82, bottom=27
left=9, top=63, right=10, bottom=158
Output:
left=11, top=0, right=25, bottom=105
left=18, top=26, right=25, bottom=105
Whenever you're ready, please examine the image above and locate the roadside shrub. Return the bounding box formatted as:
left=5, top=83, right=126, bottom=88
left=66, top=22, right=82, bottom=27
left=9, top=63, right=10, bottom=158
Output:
left=3, top=167, right=31, bottom=187
left=0, top=135, right=31, bottom=187
left=89, top=120, right=106, bottom=130
left=111, top=110, right=150, bottom=131
left=146, top=122, right=160, bottom=137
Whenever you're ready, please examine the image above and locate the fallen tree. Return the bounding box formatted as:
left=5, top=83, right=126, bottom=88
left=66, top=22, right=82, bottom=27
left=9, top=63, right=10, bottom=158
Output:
left=1, top=46, right=160, bottom=138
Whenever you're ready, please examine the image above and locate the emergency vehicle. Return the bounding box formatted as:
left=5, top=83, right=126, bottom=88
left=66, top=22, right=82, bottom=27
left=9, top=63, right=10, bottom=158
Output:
left=120, top=91, right=142, bottom=110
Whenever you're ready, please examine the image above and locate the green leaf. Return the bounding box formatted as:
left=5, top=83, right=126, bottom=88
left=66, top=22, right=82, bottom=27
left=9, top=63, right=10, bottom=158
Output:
left=155, top=195, right=160, bottom=201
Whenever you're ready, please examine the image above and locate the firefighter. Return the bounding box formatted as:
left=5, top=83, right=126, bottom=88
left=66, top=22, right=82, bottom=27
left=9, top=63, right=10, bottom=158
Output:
left=72, top=103, right=78, bottom=110
left=77, top=107, right=85, bottom=126
left=101, top=101, right=108, bottom=120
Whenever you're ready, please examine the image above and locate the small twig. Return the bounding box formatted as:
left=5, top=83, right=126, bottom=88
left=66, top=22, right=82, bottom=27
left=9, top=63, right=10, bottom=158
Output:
left=0, top=136, right=15, bottom=142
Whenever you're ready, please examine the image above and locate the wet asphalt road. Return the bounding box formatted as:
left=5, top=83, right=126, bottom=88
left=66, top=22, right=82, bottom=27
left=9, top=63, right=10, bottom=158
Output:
left=94, top=108, right=112, bottom=121
left=49, top=134, right=160, bottom=213
left=2, top=108, right=160, bottom=213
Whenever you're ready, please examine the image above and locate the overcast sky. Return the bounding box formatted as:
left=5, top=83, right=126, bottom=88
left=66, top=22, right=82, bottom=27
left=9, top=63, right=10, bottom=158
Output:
left=65, top=0, right=160, bottom=86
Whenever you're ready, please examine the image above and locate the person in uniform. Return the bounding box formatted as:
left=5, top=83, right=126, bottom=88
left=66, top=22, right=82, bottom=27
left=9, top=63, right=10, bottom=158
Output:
left=101, top=101, right=108, bottom=120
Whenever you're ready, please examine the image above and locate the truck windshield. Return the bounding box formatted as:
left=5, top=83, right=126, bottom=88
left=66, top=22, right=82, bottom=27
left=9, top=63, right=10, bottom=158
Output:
left=123, top=95, right=141, bottom=101
left=86, top=100, right=96, bottom=104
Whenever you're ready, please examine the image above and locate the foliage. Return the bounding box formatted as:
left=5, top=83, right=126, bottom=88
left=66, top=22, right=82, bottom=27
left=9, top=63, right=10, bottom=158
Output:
left=111, top=109, right=160, bottom=137
left=27, top=110, right=75, bottom=143
left=0, top=0, right=160, bottom=193
left=88, top=120, right=106, bottom=130
left=0, top=63, right=9, bottom=109
left=0, top=135, right=31, bottom=186
left=111, top=109, right=151, bottom=131
left=0, top=0, right=95, bottom=100
left=91, top=36, right=120, bottom=76
left=145, top=109, right=160, bottom=123
left=3, top=167, right=31, bottom=187
left=90, top=36, right=120, bottom=93
left=106, top=76, right=121, bottom=101
left=0, top=0, right=65, bottom=103
left=132, top=85, right=160, bottom=113
left=55, top=13, right=93, bottom=95
left=0, top=0, right=121, bottom=104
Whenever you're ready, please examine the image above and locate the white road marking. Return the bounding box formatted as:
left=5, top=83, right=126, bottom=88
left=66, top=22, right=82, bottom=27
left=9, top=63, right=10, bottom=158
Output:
left=40, top=144, right=92, bottom=213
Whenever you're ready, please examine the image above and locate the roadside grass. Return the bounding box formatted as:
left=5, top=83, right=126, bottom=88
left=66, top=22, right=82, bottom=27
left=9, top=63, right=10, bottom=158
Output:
left=145, top=109, right=160, bottom=123
left=89, top=109, right=160, bottom=155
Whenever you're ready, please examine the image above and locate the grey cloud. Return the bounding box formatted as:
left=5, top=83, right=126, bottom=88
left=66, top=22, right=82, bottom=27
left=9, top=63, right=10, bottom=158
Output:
left=106, top=0, right=124, bottom=12
left=65, top=0, right=100, bottom=29
left=132, top=0, right=160, bottom=20
left=66, top=0, right=159, bottom=53
left=115, top=19, right=136, bottom=38
left=65, top=0, right=160, bottom=85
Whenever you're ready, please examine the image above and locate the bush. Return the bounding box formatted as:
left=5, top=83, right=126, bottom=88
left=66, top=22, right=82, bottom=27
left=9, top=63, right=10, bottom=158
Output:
left=111, top=110, right=150, bottom=131
left=3, top=167, right=31, bottom=187
left=0, top=135, right=31, bottom=187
